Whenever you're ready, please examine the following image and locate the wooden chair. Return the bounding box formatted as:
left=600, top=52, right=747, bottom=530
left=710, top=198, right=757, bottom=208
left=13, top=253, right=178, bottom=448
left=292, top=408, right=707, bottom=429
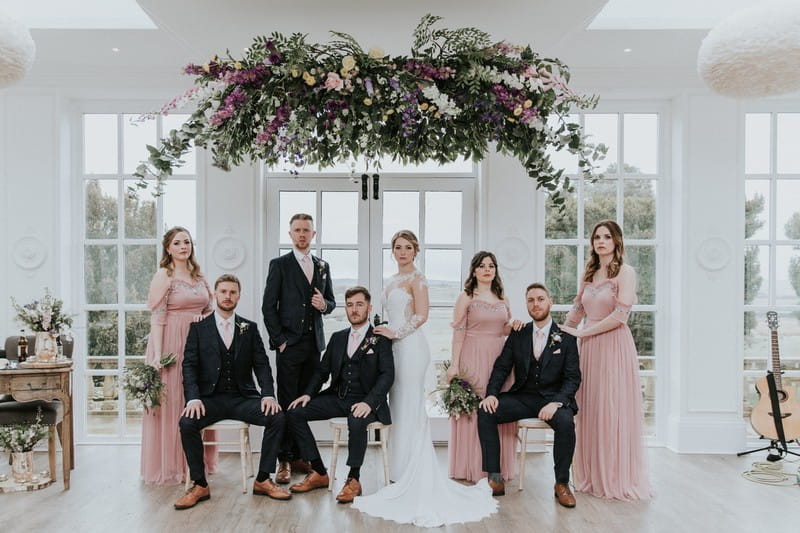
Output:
left=184, top=419, right=254, bottom=493
left=517, top=417, right=553, bottom=491
left=327, top=417, right=390, bottom=491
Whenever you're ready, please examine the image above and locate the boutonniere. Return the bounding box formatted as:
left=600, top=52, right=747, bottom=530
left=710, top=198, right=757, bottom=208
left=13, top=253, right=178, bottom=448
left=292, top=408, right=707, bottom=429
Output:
left=316, top=258, right=327, bottom=280
left=360, top=335, right=379, bottom=353
left=236, top=321, right=249, bottom=335
left=549, top=331, right=562, bottom=348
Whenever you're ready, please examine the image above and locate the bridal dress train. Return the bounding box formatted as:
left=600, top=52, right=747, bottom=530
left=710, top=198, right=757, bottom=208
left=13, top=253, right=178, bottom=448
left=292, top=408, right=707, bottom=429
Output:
left=352, top=270, right=498, bottom=527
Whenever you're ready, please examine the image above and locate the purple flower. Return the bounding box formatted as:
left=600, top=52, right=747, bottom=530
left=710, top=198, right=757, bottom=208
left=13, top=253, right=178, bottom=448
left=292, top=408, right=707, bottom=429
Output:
left=268, top=52, right=282, bottom=65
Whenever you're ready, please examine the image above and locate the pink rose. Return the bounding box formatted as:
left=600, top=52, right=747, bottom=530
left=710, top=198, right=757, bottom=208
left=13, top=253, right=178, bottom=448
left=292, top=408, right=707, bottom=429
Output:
left=324, top=72, right=343, bottom=91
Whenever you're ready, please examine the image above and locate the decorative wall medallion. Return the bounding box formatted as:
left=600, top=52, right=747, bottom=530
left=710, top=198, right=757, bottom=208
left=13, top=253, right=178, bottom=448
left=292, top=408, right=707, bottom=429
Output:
left=212, top=237, right=246, bottom=270
left=12, top=236, right=46, bottom=270
left=495, top=237, right=529, bottom=271
left=696, top=237, right=732, bottom=272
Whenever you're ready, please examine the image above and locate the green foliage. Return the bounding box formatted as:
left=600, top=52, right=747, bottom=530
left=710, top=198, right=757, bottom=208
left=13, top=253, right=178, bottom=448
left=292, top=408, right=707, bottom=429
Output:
left=744, top=193, right=765, bottom=337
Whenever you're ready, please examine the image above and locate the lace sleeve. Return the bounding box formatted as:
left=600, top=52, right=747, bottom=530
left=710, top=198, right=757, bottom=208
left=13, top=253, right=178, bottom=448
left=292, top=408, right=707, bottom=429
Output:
left=394, top=314, right=424, bottom=339
left=393, top=270, right=429, bottom=339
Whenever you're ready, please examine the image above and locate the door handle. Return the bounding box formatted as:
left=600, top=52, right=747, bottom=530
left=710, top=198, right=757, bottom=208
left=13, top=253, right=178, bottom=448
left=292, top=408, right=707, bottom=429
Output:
left=361, top=173, right=368, bottom=201
left=372, top=173, right=380, bottom=200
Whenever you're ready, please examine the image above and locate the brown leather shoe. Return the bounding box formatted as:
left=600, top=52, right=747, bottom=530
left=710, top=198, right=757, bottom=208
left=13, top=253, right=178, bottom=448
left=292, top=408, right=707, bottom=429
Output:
left=488, top=478, right=505, bottom=496
left=335, top=477, right=362, bottom=504
left=174, top=484, right=210, bottom=510
left=554, top=482, right=576, bottom=508
left=290, top=458, right=312, bottom=474
left=275, top=461, right=291, bottom=484
left=289, top=471, right=330, bottom=493
left=253, top=478, right=292, bottom=500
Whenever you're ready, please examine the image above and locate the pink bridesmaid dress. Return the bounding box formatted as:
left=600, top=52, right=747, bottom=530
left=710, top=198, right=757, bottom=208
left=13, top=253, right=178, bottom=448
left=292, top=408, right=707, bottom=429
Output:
left=566, top=278, right=651, bottom=500
left=448, top=300, right=518, bottom=482
left=140, top=278, right=218, bottom=484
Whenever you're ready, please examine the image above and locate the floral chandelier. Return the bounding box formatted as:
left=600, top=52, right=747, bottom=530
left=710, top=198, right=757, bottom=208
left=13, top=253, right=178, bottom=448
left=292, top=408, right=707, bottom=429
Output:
left=134, top=15, right=605, bottom=205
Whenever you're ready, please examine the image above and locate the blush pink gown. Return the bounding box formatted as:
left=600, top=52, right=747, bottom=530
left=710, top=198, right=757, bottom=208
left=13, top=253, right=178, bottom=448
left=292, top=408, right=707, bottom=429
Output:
left=566, top=278, right=651, bottom=500
left=448, top=300, right=518, bottom=482
left=140, top=278, right=218, bottom=484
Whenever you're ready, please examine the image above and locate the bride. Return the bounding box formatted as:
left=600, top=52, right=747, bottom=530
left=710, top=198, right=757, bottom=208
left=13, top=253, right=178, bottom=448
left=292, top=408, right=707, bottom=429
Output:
left=352, top=230, right=497, bottom=527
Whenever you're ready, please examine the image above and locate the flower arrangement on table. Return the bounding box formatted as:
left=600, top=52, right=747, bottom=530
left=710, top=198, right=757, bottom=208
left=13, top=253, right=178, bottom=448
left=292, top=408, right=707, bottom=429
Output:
left=10, top=288, right=74, bottom=334
left=0, top=407, right=48, bottom=453
left=433, top=361, right=482, bottom=419
left=123, top=353, right=178, bottom=412
left=132, top=14, right=605, bottom=206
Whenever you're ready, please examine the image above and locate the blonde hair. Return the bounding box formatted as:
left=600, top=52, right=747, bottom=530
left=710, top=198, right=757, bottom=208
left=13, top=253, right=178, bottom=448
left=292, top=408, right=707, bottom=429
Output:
left=390, top=230, right=420, bottom=257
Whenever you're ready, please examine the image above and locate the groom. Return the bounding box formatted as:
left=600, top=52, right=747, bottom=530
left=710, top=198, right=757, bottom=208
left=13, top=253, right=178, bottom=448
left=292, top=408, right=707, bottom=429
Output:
left=176, top=274, right=289, bottom=510
left=478, top=282, right=581, bottom=507
left=286, top=286, right=394, bottom=503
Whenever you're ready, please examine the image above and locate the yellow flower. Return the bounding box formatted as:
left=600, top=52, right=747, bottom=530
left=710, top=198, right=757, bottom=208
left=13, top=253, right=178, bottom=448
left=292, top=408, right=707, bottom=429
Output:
left=513, top=106, right=523, bottom=116
left=368, top=47, right=385, bottom=59
left=234, top=61, right=242, bottom=70
left=342, top=55, right=356, bottom=71
left=420, top=102, right=429, bottom=111
left=523, top=99, right=533, bottom=109
left=428, top=105, right=437, bottom=113
left=290, top=68, right=300, bottom=78
left=340, top=67, right=350, bottom=78
left=363, top=97, right=373, bottom=106
left=305, top=75, right=316, bottom=86
left=386, top=108, right=395, bottom=115
left=507, top=117, right=516, bottom=123
left=434, top=112, right=441, bottom=119
left=202, top=63, right=210, bottom=73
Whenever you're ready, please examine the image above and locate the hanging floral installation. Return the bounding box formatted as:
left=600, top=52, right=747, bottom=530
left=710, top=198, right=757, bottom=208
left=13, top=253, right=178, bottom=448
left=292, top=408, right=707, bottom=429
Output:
left=133, top=15, right=605, bottom=206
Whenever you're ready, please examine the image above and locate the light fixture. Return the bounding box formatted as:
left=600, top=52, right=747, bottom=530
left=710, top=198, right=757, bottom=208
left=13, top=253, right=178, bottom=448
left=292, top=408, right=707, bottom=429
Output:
left=623, top=48, right=632, bottom=53
left=111, top=47, right=120, bottom=53
left=698, top=1, right=800, bottom=98
left=0, top=9, right=36, bottom=88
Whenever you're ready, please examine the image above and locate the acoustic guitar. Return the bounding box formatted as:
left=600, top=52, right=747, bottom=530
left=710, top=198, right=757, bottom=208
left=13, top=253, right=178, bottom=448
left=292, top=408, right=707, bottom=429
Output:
left=749, top=312, right=800, bottom=441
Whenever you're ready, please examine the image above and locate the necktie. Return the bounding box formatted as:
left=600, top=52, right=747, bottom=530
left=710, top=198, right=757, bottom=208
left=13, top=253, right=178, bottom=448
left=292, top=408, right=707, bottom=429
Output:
left=534, top=329, right=546, bottom=360
left=222, top=320, right=233, bottom=349
left=347, top=330, right=360, bottom=357
left=301, top=254, right=313, bottom=283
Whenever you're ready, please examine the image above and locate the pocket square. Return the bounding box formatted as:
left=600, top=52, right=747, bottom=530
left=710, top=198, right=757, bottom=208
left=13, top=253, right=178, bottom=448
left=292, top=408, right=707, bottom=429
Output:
left=366, top=349, right=375, bottom=354
left=553, top=349, right=561, bottom=354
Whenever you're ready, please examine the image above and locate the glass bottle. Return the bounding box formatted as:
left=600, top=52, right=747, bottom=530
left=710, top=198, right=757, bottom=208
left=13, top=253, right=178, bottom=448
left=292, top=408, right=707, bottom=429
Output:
left=17, top=330, right=28, bottom=363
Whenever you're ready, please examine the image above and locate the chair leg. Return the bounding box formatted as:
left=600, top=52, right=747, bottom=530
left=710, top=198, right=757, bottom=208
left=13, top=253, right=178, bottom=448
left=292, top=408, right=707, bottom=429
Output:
left=48, top=425, right=57, bottom=482
left=518, top=427, right=528, bottom=491
left=239, top=428, right=248, bottom=494
left=244, top=428, right=254, bottom=478
left=380, top=427, right=390, bottom=486
left=329, top=427, right=341, bottom=491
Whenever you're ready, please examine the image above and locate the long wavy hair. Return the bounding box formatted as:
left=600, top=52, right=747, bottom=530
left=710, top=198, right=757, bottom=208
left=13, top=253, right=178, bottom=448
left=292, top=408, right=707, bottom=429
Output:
left=160, top=226, right=203, bottom=280
left=464, top=251, right=504, bottom=299
left=583, top=220, right=625, bottom=282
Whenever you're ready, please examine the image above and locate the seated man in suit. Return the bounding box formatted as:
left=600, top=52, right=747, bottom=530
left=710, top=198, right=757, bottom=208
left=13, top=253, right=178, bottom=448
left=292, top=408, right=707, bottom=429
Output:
left=478, top=282, right=581, bottom=507
left=176, top=274, right=289, bottom=510
left=286, top=286, right=394, bottom=503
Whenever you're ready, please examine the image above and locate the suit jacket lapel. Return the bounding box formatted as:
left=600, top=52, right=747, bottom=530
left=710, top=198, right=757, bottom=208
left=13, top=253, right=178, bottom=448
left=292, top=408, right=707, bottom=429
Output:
left=538, top=323, right=558, bottom=371
left=521, top=322, right=534, bottom=377
left=204, top=315, right=222, bottom=361
left=232, top=314, right=242, bottom=359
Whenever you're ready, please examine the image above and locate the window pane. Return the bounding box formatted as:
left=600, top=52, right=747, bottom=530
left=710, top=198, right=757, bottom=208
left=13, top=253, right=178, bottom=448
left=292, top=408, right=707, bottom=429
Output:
left=85, top=245, right=118, bottom=304
left=776, top=245, right=800, bottom=305
left=744, top=311, right=800, bottom=368
left=583, top=180, right=617, bottom=238
left=623, top=180, right=656, bottom=239
left=162, top=114, right=196, bottom=175
left=424, top=250, right=462, bottom=303
left=545, top=245, right=578, bottom=305
left=125, top=311, right=150, bottom=357
left=743, top=375, right=760, bottom=425
left=87, top=375, right=119, bottom=435
left=629, top=311, right=655, bottom=357
left=744, top=245, right=769, bottom=306
left=623, top=114, right=658, bottom=174
left=321, top=192, right=358, bottom=244
left=383, top=192, right=419, bottom=243
left=125, top=245, right=157, bottom=304
left=320, top=249, right=357, bottom=302
left=545, top=189, right=577, bottom=239
left=163, top=180, right=197, bottom=239
left=124, top=179, right=157, bottom=238
left=382, top=248, right=394, bottom=285
left=425, top=192, right=462, bottom=244
left=641, top=375, right=655, bottom=436
left=425, top=307, right=456, bottom=364
left=87, top=310, right=119, bottom=360
left=627, top=246, right=655, bottom=305
left=123, top=114, right=157, bottom=174
left=322, top=307, right=350, bottom=347
left=776, top=180, right=800, bottom=240
left=84, top=114, right=118, bottom=174
left=546, top=114, right=579, bottom=175
left=745, top=113, right=771, bottom=174
left=85, top=179, right=118, bottom=239
left=584, top=114, right=618, bottom=174
left=745, top=180, right=770, bottom=241
left=776, top=113, right=800, bottom=174
left=279, top=191, right=315, bottom=244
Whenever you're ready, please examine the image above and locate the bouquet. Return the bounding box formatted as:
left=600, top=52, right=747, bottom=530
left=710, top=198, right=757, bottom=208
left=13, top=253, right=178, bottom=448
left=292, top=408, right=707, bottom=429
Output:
left=434, top=362, right=482, bottom=419
left=11, top=288, right=74, bottom=333
left=0, top=407, right=48, bottom=452
left=123, top=353, right=177, bottom=412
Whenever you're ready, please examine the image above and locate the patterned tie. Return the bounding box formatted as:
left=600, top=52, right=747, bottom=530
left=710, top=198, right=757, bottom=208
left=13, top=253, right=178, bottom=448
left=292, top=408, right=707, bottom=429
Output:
left=222, top=320, right=233, bottom=349
left=301, top=254, right=313, bottom=283
left=534, top=328, right=546, bottom=360
left=347, top=329, right=360, bottom=358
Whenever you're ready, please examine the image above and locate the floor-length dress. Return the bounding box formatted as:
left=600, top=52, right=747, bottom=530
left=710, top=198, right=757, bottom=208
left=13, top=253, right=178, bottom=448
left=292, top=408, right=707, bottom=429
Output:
left=352, top=271, right=497, bottom=527
left=448, top=300, right=518, bottom=482
left=140, top=278, right=218, bottom=484
left=567, top=278, right=651, bottom=500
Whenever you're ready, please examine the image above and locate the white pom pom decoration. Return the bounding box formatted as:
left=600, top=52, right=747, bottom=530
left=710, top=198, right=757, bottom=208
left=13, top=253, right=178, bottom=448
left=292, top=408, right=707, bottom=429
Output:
left=698, top=1, right=800, bottom=98
left=0, top=10, right=36, bottom=88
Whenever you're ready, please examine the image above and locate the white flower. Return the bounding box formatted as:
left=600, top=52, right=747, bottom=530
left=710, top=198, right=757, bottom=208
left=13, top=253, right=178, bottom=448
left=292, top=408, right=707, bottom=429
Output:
left=368, top=47, right=385, bottom=59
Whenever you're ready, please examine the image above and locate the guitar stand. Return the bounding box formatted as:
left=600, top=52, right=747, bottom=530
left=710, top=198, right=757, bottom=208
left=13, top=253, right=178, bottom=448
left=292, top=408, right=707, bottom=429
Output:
left=738, top=372, right=800, bottom=460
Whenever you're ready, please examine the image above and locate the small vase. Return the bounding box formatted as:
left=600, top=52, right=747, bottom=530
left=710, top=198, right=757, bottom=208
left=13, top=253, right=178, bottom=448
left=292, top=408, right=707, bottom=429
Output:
left=11, top=451, right=34, bottom=483
left=34, top=332, right=58, bottom=361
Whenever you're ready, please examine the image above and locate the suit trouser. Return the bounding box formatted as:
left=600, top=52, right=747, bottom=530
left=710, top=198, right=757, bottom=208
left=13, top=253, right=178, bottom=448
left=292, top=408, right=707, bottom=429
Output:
left=287, top=393, right=378, bottom=468
left=179, top=391, right=284, bottom=482
left=276, top=333, right=320, bottom=462
left=477, top=391, right=575, bottom=484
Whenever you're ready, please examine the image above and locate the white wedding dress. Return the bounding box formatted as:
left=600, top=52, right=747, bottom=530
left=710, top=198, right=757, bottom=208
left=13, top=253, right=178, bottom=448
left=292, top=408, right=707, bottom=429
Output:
left=352, top=270, right=497, bottom=527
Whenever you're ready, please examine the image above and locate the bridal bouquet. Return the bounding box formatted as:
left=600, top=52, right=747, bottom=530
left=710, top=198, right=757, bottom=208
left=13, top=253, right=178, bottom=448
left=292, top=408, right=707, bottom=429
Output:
left=434, top=362, right=482, bottom=419
left=123, top=353, right=177, bottom=412
left=0, top=407, right=48, bottom=452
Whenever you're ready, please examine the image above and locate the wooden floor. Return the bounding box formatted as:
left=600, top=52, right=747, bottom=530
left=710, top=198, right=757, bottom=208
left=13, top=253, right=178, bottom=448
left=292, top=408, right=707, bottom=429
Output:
left=4, top=445, right=800, bottom=532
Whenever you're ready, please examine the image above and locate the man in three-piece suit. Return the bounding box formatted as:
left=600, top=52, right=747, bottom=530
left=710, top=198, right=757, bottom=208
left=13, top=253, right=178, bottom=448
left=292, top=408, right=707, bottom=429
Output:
left=478, top=282, right=581, bottom=508
left=175, top=274, right=289, bottom=510
left=285, top=286, right=394, bottom=504
left=262, top=213, right=336, bottom=483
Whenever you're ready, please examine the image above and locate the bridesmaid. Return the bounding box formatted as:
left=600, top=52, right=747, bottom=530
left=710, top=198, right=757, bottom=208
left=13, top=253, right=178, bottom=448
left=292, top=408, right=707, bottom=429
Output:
left=140, top=226, right=218, bottom=484
left=447, top=251, right=519, bottom=482
left=560, top=220, right=651, bottom=500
